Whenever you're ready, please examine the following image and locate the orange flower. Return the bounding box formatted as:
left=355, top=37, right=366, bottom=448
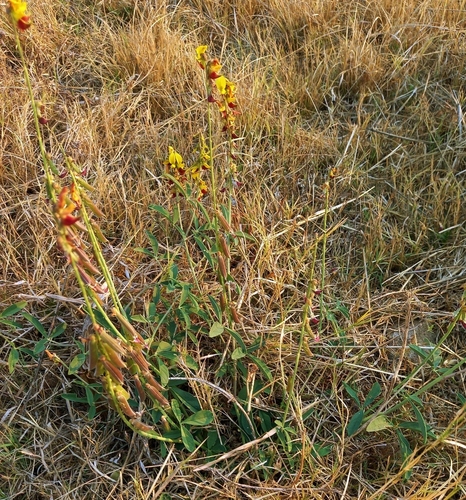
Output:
left=55, top=185, right=80, bottom=227
left=8, top=0, right=31, bottom=30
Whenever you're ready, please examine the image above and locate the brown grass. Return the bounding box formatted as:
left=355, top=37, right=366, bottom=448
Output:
left=1, top=0, right=466, bottom=498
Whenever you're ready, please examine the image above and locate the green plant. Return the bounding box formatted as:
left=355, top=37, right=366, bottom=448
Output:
left=8, top=3, right=216, bottom=447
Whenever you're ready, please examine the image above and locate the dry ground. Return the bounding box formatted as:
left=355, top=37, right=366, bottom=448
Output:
left=1, top=0, right=466, bottom=498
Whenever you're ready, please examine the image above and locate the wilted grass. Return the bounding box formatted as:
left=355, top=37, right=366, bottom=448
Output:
left=1, top=0, right=466, bottom=498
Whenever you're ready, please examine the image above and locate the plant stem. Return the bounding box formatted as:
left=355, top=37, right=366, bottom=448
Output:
left=15, top=28, right=56, bottom=201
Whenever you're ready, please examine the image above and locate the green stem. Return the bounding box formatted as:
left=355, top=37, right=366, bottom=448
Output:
left=15, top=28, right=56, bottom=200
left=67, top=166, right=123, bottom=313
left=282, top=185, right=330, bottom=424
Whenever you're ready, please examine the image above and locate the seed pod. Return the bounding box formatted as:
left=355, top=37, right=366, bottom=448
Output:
left=45, top=350, right=61, bottom=363
left=230, top=305, right=241, bottom=324
left=90, top=220, right=108, bottom=243
left=217, top=253, right=227, bottom=279
left=143, top=372, right=164, bottom=392
left=133, top=374, right=146, bottom=403
left=161, top=416, right=170, bottom=431
left=146, top=384, right=169, bottom=407
left=81, top=192, right=105, bottom=217
left=219, top=234, right=231, bottom=259
left=128, top=348, right=150, bottom=372
left=97, top=326, right=127, bottom=356
left=116, top=393, right=137, bottom=419
left=77, top=265, right=107, bottom=294
left=103, top=345, right=127, bottom=370
left=216, top=210, right=233, bottom=233
left=88, top=334, right=99, bottom=371
left=100, top=356, right=124, bottom=384
left=219, top=293, right=227, bottom=311
left=75, top=176, right=95, bottom=192
left=112, top=308, right=147, bottom=347
left=73, top=246, right=100, bottom=275
left=130, top=419, right=154, bottom=433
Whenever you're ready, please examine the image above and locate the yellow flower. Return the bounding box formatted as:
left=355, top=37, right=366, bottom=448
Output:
left=208, top=59, right=222, bottom=79
left=198, top=179, right=208, bottom=197
left=196, top=45, right=208, bottom=69
left=214, top=75, right=228, bottom=95
left=167, top=146, right=184, bottom=170
left=8, top=0, right=31, bottom=30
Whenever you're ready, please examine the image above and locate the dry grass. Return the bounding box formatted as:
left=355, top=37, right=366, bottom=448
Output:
left=2, top=0, right=466, bottom=498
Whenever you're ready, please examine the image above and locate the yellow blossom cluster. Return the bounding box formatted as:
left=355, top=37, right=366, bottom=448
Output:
left=196, top=46, right=239, bottom=139
left=164, top=136, right=211, bottom=198
left=7, top=0, right=31, bottom=30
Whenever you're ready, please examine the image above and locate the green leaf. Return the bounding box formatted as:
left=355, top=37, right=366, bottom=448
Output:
left=343, top=382, right=361, bottom=408
left=335, top=301, right=350, bottom=319
left=180, top=284, right=190, bottom=307
left=193, top=235, right=214, bottom=267
left=408, top=344, right=429, bottom=360
left=169, top=264, right=179, bottom=280
left=92, top=308, right=121, bottom=337
left=180, top=425, right=196, bottom=452
left=51, top=322, right=67, bottom=338
left=177, top=305, right=191, bottom=328
left=134, top=247, right=155, bottom=257
left=85, top=386, right=97, bottom=406
left=148, top=204, right=172, bottom=222
left=209, top=321, right=224, bottom=338
left=277, top=427, right=293, bottom=453
left=61, top=393, right=88, bottom=403
left=234, top=231, right=257, bottom=242
left=184, top=354, right=198, bottom=370
left=410, top=402, right=428, bottom=444
left=206, top=429, right=227, bottom=454
left=396, top=429, right=413, bottom=479
left=409, top=344, right=441, bottom=368
left=22, top=311, right=47, bottom=336
left=8, top=348, right=19, bottom=374
left=145, top=230, right=159, bottom=255
left=225, top=327, right=247, bottom=352
left=258, top=410, right=274, bottom=432
left=231, top=347, right=246, bottom=360
left=171, top=399, right=183, bottom=423
left=131, top=315, right=147, bottom=323
left=68, top=353, right=86, bottom=374
left=183, top=410, right=214, bottom=427
left=88, top=405, right=97, bottom=420
left=0, top=318, right=24, bottom=328
left=156, top=340, right=173, bottom=352
left=152, top=285, right=161, bottom=306
left=367, top=415, right=392, bottom=432
left=363, top=382, right=381, bottom=408
left=170, top=386, right=201, bottom=412
left=187, top=293, right=199, bottom=313
left=208, top=295, right=222, bottom=322
left=302, top=406, right=315, bottom=422
left=158, top=359, right=169, bottom=387
left=156, top=341, right=178, bottom=360
left=33, top=338, right=48, bottom=356
left=458, top=393, right=466, bottom=405
left=347, top=409, right=364, bottom=436
left=247, top=354, right=273, bottom=382
left=311, top=443, right=333, bottom=458
left=0, top=301, right=28, bottom=318
left=409, top=394, right=424, bottom=407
